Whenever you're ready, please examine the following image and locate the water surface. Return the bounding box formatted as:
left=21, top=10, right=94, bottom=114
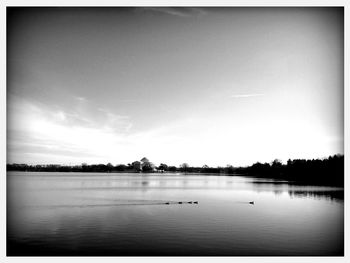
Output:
left=7, top=172, right=344, bottom=256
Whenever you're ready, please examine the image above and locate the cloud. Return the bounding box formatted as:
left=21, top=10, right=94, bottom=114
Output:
left=7, top=94, right=338, bottom=167
left=138, top=7, right=207, bottom=17
left=30, top=97, right=132, bottom=133
left=75, top=96, right=87, bottom=102
left=230, top=93, right=264, bottom=98
left=7, top=96, right=135, bottom=163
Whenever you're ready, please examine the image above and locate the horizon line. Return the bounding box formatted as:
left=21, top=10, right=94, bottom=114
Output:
left=6, top=153, right=344, bottom=168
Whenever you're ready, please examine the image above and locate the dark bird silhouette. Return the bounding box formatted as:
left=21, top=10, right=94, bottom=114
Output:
left=178, top=202, right=183, bottom=204
left=193, top=201, right=198, bottom=204
left=249, top=201, right=254, bottom=205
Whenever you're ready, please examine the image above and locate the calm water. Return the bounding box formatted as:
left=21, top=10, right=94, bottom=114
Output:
left=7, top=172, right=344, bottom=256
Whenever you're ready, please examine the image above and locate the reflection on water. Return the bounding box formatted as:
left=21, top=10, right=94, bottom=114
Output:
left=248, top=179, right=344, bottom=201
left=248, top=180, right=343, bottom=201
left=288, top=190, right=344, bottom=201
left=7, top=172, right=343, bottom=256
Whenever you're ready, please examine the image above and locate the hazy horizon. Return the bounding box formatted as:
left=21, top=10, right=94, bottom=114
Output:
left=7, top=7, right=344, bottom=167
left=5, top=154, right=344, bottom=168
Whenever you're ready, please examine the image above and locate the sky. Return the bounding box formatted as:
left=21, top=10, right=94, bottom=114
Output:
left=7, top=7, right=344, bottom=167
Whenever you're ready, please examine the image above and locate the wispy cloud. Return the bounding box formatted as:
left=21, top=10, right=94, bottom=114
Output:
left=138, top=7, right=207, bottom=17
left=231, top=93, right=264, bottom=98
left=7, top=95, right=335, bottom=166
left=7, top=95, right=135, bottom=161
left=75, top=96, right=87, bottom=102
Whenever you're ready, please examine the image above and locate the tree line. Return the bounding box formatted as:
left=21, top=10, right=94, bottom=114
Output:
left=7, top=154, right=343, bottom=186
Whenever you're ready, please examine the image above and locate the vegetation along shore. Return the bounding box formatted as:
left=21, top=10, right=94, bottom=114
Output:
left=7, top=155, right=344, bottom=187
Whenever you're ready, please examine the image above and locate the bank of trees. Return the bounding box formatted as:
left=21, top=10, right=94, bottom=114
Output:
left=7, top=154, right=343, bottom=186
left=240, top=155, right=344, bottom=186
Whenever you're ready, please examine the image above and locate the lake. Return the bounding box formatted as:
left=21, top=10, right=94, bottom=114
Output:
left=7, top=172, right=344, bottom=256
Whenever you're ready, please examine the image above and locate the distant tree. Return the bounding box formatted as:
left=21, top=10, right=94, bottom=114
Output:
left=158, top=163, right=168, bottom=171
left=132, top=161, right=142, bottom=171
left=142, top=162, right=153, bottom=172
left=168, top=166, right=177, bottom=172
left=115, top=164, right=128, bottom=171
left=271, top=159, right=282, bottom=167
left=180, top=163, right=189, bottom=173
left=225, top=165, right=235, bottom=174
left=106, top=163, right=113, bottom=172
left=201, top=164, right=210, bottom=173
left=82, top=163, right=89, bottom=172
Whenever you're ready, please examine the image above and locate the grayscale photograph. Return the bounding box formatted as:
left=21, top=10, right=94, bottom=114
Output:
left=6, top=6, right=344, bottom=256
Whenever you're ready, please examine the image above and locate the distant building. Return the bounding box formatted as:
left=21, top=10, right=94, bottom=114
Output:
left=140, top=157, right=149, bottom=163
